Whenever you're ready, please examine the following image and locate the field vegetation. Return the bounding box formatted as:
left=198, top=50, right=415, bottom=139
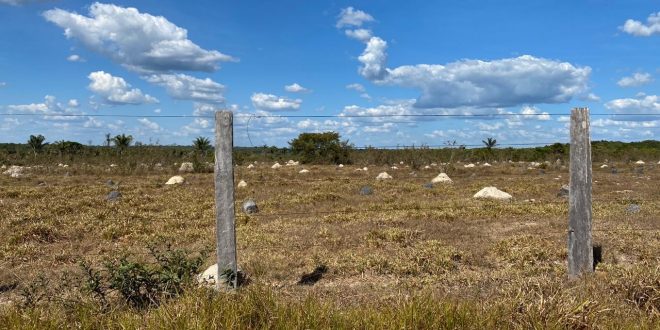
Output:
left=0, top=135, right=658, bottom=328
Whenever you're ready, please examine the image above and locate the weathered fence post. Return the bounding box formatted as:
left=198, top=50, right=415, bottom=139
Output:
left=215, top=111, right=237, bottom=289
left=568, top=107, right=593, bottom=277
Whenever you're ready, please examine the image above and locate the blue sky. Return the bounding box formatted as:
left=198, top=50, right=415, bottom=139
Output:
left=0, top=0, right=658, bottom=147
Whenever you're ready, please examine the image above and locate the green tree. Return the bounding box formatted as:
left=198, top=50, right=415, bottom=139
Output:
left=289, top=132, right=352, bottom=164
left=27, top=134, right=46, bottom=157
left=112, top=134, right=133, bottom=155
left=192, top=136, right=212, bottom=156
left=482, top=137, right=497, bottom=150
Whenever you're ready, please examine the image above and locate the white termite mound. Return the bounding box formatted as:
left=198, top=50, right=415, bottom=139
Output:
left=247, top=164, right=255, bottom=169
left=473, top=187, right=512, bottom=201
left=271, top=162, right=282, bottom=169
left=179, top=162, right=194, bottom=172
left=635, top=160, right=645, bottom=164
left=299, top=169, right=309, bottom=174
left=237, top=180, right=248, bottom=188
left=376, top=172, right=393, bottom=180
left=165, top=175, right=185, bottom=185
left=286, top=160, right=299, bottom=166
left=482, top=163, right=492, bottom=167
left=464, top=163, right=475, bottom=168
left=2, top=165, right=26, bottom=178
left=431, top=173, right=452, bottom=184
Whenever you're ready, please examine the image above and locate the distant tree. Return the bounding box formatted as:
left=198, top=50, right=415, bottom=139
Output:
left=482, top=137, right=497, bottom=150
left=105, top=133, right=112, bottom=147
left=50, top=140, right=84, bottom=157
left=112, top=134, right=133, bottom=155
left=192, top=136, right=212, bottom=156
left=289, top=131, right=352, bottom=164
left=27, top=134, right=46, bottom=157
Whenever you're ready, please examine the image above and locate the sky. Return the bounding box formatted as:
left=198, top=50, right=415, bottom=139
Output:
left=0, top=0, right=658, bottom=147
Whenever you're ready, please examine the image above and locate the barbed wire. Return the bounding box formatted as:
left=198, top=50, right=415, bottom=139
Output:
left=1, top=112, right=659, bottom=119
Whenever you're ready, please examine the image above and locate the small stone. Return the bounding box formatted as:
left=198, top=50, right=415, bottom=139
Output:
left=271, top=162, right=282, bottom=169
left=237, top=180, right=247, bottom=188
left=600, top=164, right=608, bottom=168
left=634, top=167, right=644, bottom=174
left=625, top=204, right=641, bottom=214
left=464, top=163, right=475, bottom=168
left=299, top=169, right=309, bottom=174
left=242, top=200, right=259, bottom=214
left=611, top=168, right=618, bottom=174
left=107, top=191, right=122, bottom=201
left=423, top=183, right=434, bottom=189
left=557, top=184, right=569, bottom=198
left=247, top=164, right=255, bottom=169
left=359, top=186, right=373, bottom=196
left=106, top=180, right=115, bottom=187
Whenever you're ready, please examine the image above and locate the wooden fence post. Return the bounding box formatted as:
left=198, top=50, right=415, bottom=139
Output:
left=215, top=111, right=237, bottom=289
left=568, top=107, right=593, bottom=277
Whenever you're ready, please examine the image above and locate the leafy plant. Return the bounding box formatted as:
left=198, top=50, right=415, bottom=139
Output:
left=289, top=131, right=353, bottom=164
left=27, top=134, right=46, bottom=157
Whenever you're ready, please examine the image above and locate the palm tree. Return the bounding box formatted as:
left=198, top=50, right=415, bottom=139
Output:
left=112, top=134, right=133, bottom=155
left=192, top=136, right=212, bottom=156
left=482, top=137, right=497, bottom=150
left=27, top=134, right=46, bottom=157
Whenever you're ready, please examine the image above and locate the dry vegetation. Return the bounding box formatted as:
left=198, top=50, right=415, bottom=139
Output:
left=0, top=160, right=658, bottom=329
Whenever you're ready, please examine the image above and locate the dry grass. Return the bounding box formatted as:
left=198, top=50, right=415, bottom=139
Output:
left=0, top=161, right=658, bottom=328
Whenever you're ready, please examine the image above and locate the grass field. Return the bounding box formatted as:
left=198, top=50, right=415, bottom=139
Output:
left=0, top=160, right=658, bottom=329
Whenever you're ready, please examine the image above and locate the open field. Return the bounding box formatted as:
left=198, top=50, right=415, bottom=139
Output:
left=1, top=160, right=659, bottom=328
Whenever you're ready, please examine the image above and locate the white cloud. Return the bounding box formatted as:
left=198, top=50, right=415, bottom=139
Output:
left=520, top=105, right=550, bottom=120
left=7, top=95, right=85, bottom=122
left=138, top=118, right=160, bottom=131
left=605, top=95, right=660, bottom=114
left=336, top=7, right=374, bottom=28
left=0, top=0, right=47, bottom=5
left=146, top=73, right=224, bottom=103
left=251, top=93, right=302, bottom=111
left=621, top=12, right=660, bottom=36
left=617, top=72, right=653, bottom=87
left=88, top=71, right=158, bottom=105
left=67, top=54, right=84, bottom=62
left=154, top=108, right=161, bottom=113
left=83, top=116, right=103, bottom=128
left=345, top=28, right=372, bottom=42
left=107, top=119, right=125, bottom=131
left=343, top=13, right=591, bottom=109
left=43, top=3, right=235, bottom=73
left=192, top=102, right=221, bottom=116
left=284, top=83, right=310, bottom=93
left=68, top=99, right=79, bottom=107
left=346, top=83, right=366, bottom=92
left=582, top=93, right=601, bottom=102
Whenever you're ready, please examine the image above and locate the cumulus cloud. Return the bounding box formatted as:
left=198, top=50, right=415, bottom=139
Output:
left=340, top=9, right=591, bottom=109
left=336, top=7, right=374, bottom=28
left=83, top=116, right=103, bottom=128
left=138, top=118, right=160, bottom=131
left=520, top=105, right=551, bottom=120
left=617, top=72, right=653, bottom=87
left=146, top=73, right=224, bottom=103
left=345, top=28, right=372, bottom=42
left=43, top=3, right=235, bottom=73
left=67, top=54, right=84, bottom=62
left=88, top=71, right=158, bottom=105
left=284, top=83, right=310, bottom=93
left=621, top=12, right=660, bottom=36
left=251, top=93, right=302, bottom=111
left=7, top=95, right=83, bottom=120
left=68, top=99, right=79, bottom=107
left=605, top=94, right=660, bottom=114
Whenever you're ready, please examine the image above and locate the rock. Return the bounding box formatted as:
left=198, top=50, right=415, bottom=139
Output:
left=242, top=200, right=259, bottom=214
left=338, top=164, right=344, bottom=168
left=109, top=164, right=118, bottom=168
left=363, top=167, right=368, bottom=171
left=37, top=181, right=47, bottom=187
left=473, top=187, right=512, bottom=201
left=299, top=169, right=309, bottom=174
left=107, top=191, right=122, bottom=201
left=464, top=164, right=475, bottom=168
left=557, top=184, right=569, bottom=198
left=600, top=164, right=608, bottom=168
left=165, top=176, right=185, bottom=185
left=271, top=162, right=282, bottom=169
left=529, top=162, right=541, bottom=167
left=634, top=167, right=644, bottom=174
left=106, top=179, right=115, bottom=187
left=423, top=183, right=434, bottom=189
left=635, top=160, right=645, bottom=164
left=625, top=204, right=641, bottom=214
left=2, top=166, right=25, bottom=178
left=376, top=172, right=393, bottom=180
left=431, top=173, right=452, bottom=184
left=391, top=166, right=398, bottom=170
left=423, top=165, right=431, bottom=170
left=359, top=186, right=373, bottom=196
left=399, top=161, right=404, bottom=165
left=247, top=164, right=255, bottom=169
left=179, top=162, right=194, bottom=172
left=286, top=160, right=299, bottom=166
left=237, top=180, right=247, bottom=188
left=482, top=163, right=492, bottom=167
left=430, top=162, right=438, bottom=166
left=198, top=264, right=219, bottom=286
left=611, top=168, right=618, bottom=174
left=0, top=165, right=5, bottom=169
